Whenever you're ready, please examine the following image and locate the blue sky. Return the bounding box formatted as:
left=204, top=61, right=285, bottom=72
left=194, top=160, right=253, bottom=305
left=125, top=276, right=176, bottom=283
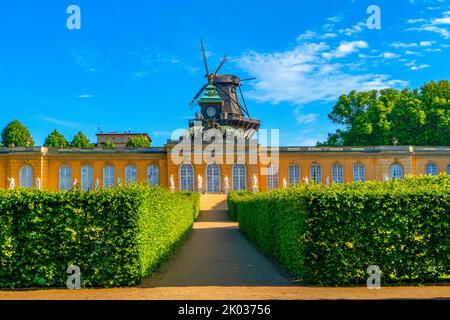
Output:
left=0, top=0, right=449, bottom=146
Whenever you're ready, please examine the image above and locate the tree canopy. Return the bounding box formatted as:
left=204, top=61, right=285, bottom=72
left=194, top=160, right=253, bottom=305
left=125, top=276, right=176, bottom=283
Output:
left=44, top=129, right=69, bottom=148
left=126, top=135, right=151, bottom=148
left=318, top=80, right=450, bottom=146
left=71, top=131, right=92, bottom=148
left=1, top=120, right=34, bottom=147
left=103, top=139, right=116, bottom=149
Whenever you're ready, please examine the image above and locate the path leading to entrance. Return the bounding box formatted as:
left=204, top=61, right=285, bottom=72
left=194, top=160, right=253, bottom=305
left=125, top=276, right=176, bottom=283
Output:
left=141, top=194, right=292, bottom=287
left=1, top=194, right=449, bottom=300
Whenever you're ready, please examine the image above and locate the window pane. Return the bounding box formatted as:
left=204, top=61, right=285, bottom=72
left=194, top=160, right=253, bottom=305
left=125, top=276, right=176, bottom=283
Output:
left=19, top=165, right=33, bottom=188
left=59, top=165, right=72, bottom=191
left=425, top=163, right=437, bottom=176
left=288, top=164, right=300, bottom=186
left=103, top=165, right=115, bottom=188
left=81, top=165, right=93, bottom=191
left=206, top=164, right=220, bottom=193
left=179, top=164, right=194, bottom=191
left=232, top=164, right=246, bottom=191
left=147, top=165, right=159, bottom=186
left=310, top=164, right=322, bottom=183
left=125, top=165, right=137, bottom=184
left=332, top=164, right=344, bottom=184
left=390, top=164, right=403, bottom=180
left=267, top=165, right=279, bottom=189
left=353, top=164, right=365, bottom=182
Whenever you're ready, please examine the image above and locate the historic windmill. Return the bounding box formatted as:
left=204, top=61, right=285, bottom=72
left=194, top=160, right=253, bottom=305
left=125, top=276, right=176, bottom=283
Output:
left=188, top=40, right=260, bottom=133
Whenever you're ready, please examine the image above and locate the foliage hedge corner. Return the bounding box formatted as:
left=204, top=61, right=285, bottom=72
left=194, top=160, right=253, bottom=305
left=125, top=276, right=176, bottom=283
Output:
left=0, top=186, right=200, bottom=288
left=228, top=174, right=450, bottom=286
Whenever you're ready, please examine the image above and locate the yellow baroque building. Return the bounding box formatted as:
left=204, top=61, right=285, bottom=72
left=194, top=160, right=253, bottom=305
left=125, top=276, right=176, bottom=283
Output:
left=1, top=144, right=449, bottom=192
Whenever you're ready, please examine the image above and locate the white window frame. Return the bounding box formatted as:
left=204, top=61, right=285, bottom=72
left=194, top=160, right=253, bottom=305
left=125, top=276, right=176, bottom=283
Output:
left=288, top=163, right=300, bottom=186
left=310, top=163, right=322, bottom=183
left=267, top=165, right=279, bottom=190
left=353, top=163, right=366, bottom=182
left=332, top=163, right=344, bottom=184
left=232, top=164, right=247, bottom=191
left=147, top=165, right=159, bottom=186
left=125, top=164, right=137, bottom=184
left=206, top=163, right=221, bottom=193
left=59, top=164, right=72, bottom=191
left=425, top=162, right=437, bottom=176
left=390, top=164, right=404, bottom=180
left=179, top=164, right=194, bottom=191
left=103, top=165, right=116, bottom=188
left=19, top=165, right=33, bottom=188
left=81, top=165, right=93, bottom=191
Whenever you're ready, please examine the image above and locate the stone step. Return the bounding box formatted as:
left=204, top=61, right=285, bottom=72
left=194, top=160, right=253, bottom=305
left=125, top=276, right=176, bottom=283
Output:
left=200, top=194, right=228, bottom=211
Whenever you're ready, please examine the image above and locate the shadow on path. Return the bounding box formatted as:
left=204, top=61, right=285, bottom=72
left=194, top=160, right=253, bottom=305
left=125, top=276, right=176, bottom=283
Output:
left=141, top=210, right=294, bottom=287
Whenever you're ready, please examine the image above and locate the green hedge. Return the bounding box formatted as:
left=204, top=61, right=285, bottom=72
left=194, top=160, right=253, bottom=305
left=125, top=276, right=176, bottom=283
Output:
left=0, top=186, right=200, bottom=288
left=229, top=174, right=450, bottom=285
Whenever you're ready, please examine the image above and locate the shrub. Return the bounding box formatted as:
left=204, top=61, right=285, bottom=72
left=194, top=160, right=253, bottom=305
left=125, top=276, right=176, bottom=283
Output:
left=229, top=174, right=450, bottom=285
left=227, top=191, right=253, bottom=221
left=0, top=186, right=200, bottom=288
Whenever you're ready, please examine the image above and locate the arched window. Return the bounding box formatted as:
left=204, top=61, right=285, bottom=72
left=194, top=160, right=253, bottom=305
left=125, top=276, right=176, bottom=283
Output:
left=353, top=163, right=366, bottom=182
left=19, top=165, right=33, bottom=188
left=59, top=165, right=72, bottom=191
left=390, top=163, right=403, bottom=180
left=310, top=163, right=322, bottom=183
left=147, top=165, right=159, bottom=186
left=267, top=165, right=279, bottom=190
left=81, top=165, right=93, bottom=191
left=125, top=165, right=137, bottom=184
left=206, top=163, right=220, bottom=193
left=103, top=165, right=115, bottom=188
left=332, top=163, right=344, bottom=184
left=232, top=164, right=246, bottom=191
left=288, top=163, right=300, bottom=186
left=179, top=164, right=194, bottom=191
left=425, top=162, right=437, bottom=176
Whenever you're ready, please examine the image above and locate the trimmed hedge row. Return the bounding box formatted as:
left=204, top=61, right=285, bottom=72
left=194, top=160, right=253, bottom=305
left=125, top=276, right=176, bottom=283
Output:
left=229, top=175, right=450, bottom=285
left=0, top=186, right=200, bottom=288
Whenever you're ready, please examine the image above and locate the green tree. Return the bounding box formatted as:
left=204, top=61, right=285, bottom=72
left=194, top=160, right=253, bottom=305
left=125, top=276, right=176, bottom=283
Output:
left=1, top=120, right=34, bottom=147
left=126, top=135, right=151, bottom=148
left=44, top=129, right=69, bottom=148
left=70, top=131, right=92, bottom=148
left=318, top=80, right=450, bottom=146
left=104, top=139, right=116, bottom=148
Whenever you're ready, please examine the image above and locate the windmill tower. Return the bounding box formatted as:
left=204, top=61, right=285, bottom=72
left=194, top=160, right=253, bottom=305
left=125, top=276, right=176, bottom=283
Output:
left=188, top=40, right=260, bottom=134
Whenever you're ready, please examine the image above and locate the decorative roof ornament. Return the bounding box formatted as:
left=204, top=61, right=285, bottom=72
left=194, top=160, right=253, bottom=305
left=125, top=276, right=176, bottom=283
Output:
left=199, top=84, right=223, bottom=105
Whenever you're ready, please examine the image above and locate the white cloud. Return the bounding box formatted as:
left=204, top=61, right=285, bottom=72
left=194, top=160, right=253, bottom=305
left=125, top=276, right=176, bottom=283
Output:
left=322, top=40, right=369, bottom=59
left=297, top=31, right=337, bottom=41
left=295, top=113, right=319, bottom=124
left=411, top=64, right=430, bottom=71
left=391, top=42, right=418, bottom=48
left=77, top=94, right=93, bottom=99
left=381, top=52, right=399, bottom=59
left=407, top=18, right=426, bottom=23
left=406, top=11, right=450, bottom=38
left=338, top=22, right=366, bottom=36
left=433, top=17, right=450, bottom=24
left=40, top=116, right=77, bottom=127
left=419, top=40, right=435, bottom=46
left=235, top=42, right=407, bottom=105
left=405, top=50, right=422, bottom=55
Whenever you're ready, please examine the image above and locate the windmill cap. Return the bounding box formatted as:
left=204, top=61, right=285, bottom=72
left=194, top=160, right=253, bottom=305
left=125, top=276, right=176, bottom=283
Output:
left=213, top=74, right=240, bottom=85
